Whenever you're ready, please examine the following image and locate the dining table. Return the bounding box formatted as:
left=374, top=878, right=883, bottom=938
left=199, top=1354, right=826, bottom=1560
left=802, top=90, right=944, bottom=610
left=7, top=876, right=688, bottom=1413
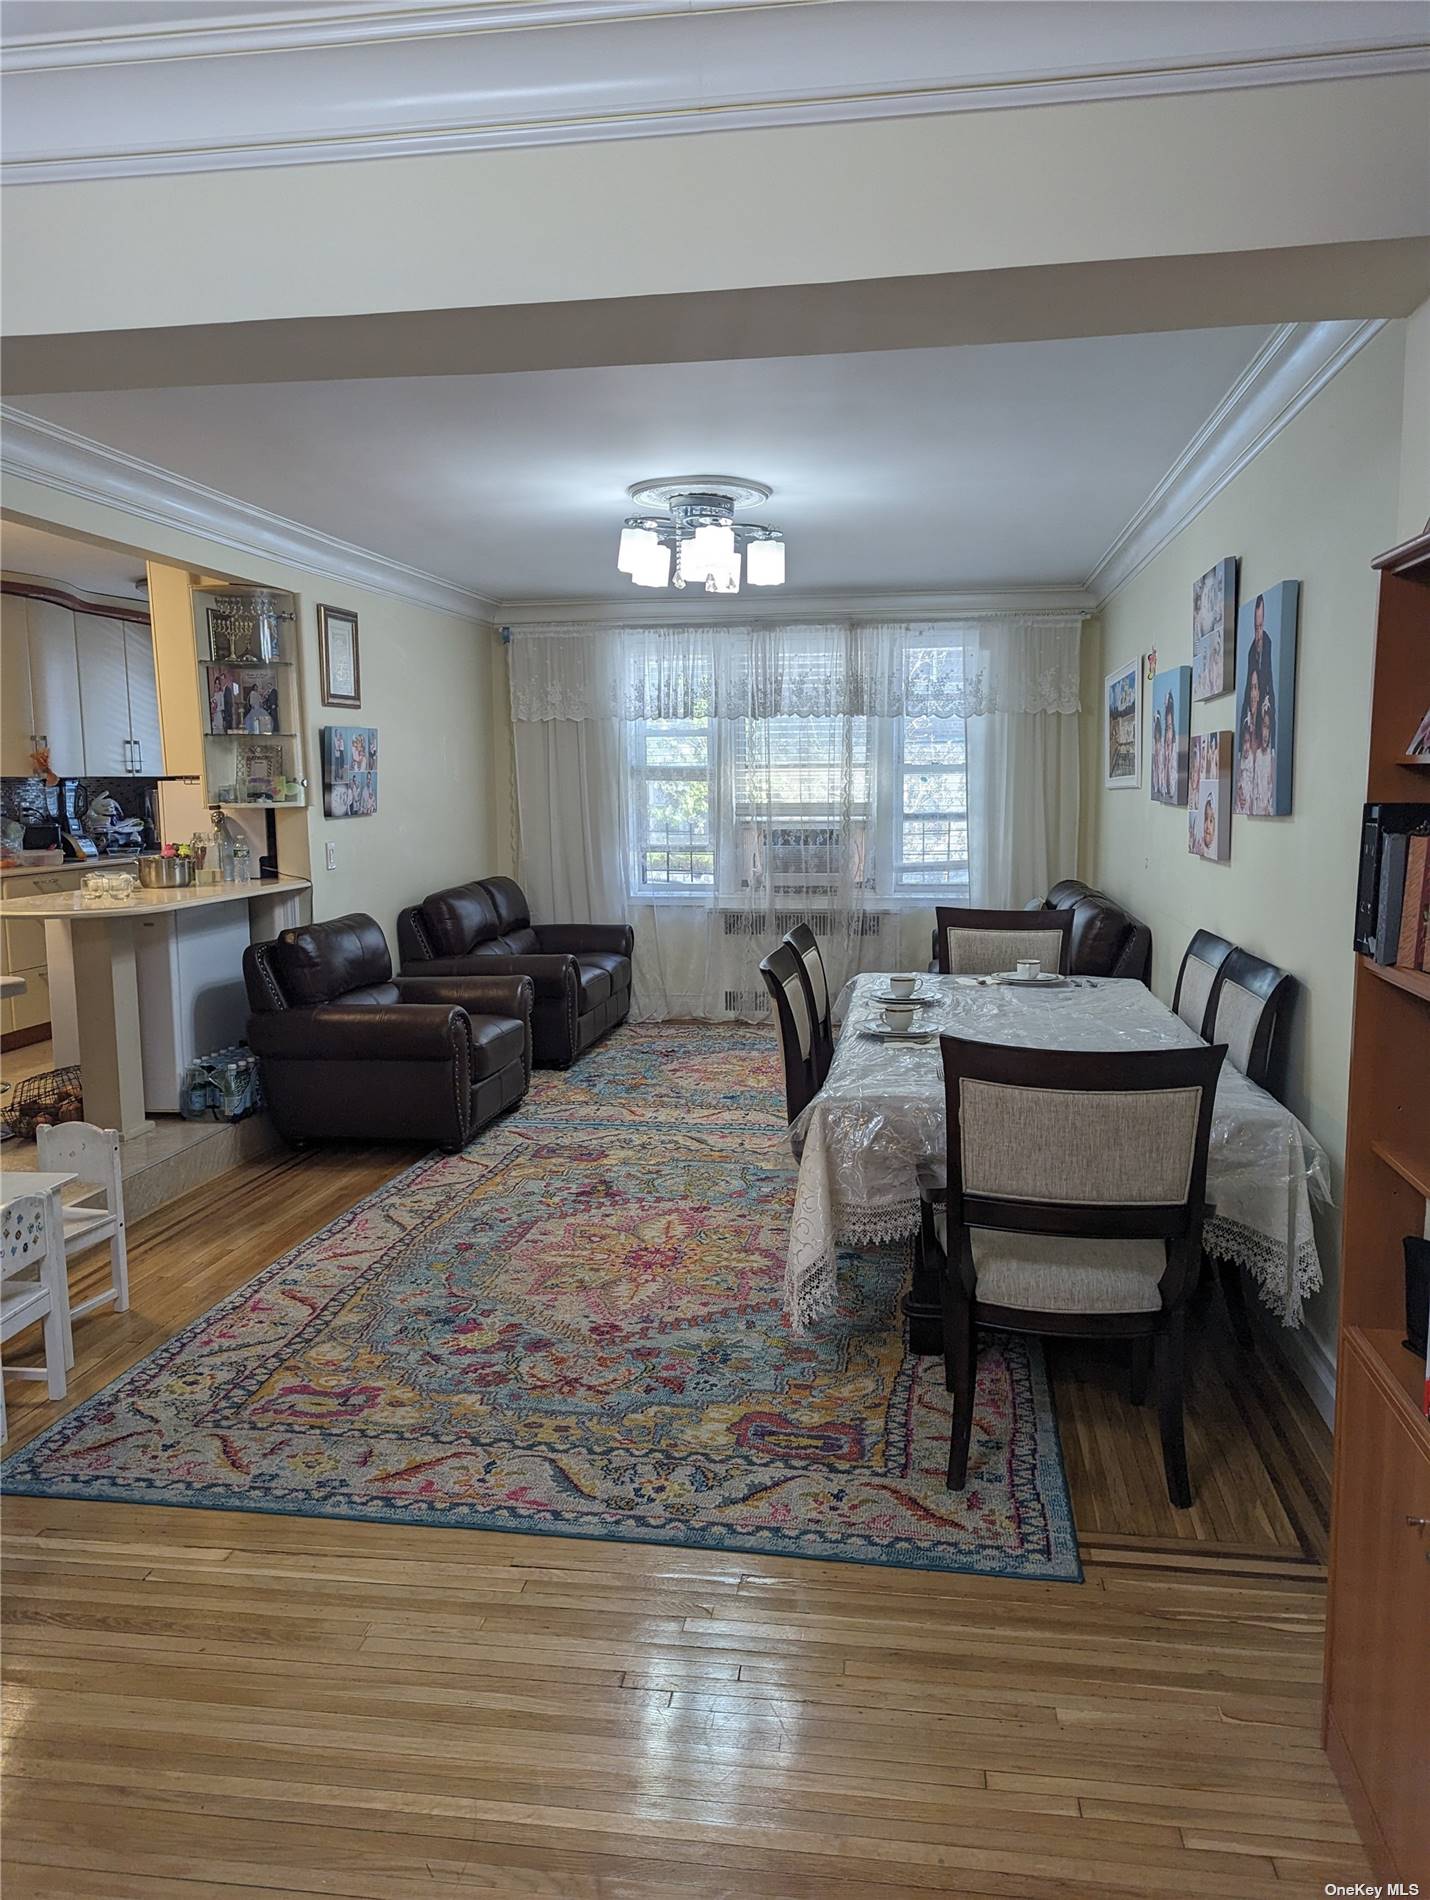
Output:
left=784, top=972, right=1333, bottom=1338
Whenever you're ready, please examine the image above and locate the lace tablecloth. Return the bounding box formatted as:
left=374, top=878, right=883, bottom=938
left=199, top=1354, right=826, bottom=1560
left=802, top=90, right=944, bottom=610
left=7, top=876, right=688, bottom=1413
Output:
left=785, top=974, right=1332, bottom=1331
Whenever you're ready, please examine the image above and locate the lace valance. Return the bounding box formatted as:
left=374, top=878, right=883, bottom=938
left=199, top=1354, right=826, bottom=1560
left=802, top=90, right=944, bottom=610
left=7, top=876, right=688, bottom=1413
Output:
left=508, top=618, right=1083, bottom=723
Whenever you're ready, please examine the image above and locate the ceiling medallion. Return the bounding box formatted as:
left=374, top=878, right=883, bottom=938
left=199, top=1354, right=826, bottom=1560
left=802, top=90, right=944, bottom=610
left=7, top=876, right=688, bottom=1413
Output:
left=617, top=475, right=785, bottom=592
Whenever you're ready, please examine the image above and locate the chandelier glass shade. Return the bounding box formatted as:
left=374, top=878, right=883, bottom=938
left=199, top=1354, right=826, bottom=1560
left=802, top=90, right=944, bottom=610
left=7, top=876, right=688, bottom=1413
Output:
left=618, top=478, right=785, bottom=592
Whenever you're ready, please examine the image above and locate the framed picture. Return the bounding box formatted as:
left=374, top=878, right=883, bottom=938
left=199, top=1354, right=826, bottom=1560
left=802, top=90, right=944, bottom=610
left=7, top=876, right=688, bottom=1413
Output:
left=1233, top=580, right=1299, bottom=817
left=1149, top=666, right=1191, bottom=807
left=318, top=604, right=361, bottom=708
left=1408, top=708, right=1430, bottom=759
left=321, top=725, right=378, bottom=818
left=1104, top=661, right=1142, bottom=788
left=206, top=663, right=279, bottom=735
left=1187, top=731, right=1232, bottom=863
left=1192, top=557, right=1237, bottom=701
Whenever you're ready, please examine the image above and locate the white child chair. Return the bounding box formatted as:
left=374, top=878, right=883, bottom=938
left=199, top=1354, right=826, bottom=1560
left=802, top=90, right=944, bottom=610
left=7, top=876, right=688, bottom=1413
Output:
left=36, top=1122, right=129, bottom=1342
left=1, top=1191, right=69, bottom=1442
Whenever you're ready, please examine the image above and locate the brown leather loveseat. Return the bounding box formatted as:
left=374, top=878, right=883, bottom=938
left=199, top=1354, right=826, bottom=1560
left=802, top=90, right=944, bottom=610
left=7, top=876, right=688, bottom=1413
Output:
left=397, top=876, right=633, bottom=1068
left=928, top=880, right=1152, bottom=983
left=245, top=912, right=533, bottom=1150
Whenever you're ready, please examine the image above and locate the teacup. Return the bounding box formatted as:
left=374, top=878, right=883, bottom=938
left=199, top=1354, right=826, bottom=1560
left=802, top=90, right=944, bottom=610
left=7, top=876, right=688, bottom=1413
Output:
left=887, top=974, right=917, bottom=998
left=1016, top=959, right=1042, bottom=981
left=882, top=1003, right=917, bottom=1033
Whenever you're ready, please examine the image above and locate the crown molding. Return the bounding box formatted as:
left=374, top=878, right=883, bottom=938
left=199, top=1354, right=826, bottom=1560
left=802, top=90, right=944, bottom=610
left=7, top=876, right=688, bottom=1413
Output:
left=0, top=1, right=796, bottom=70
left=3, top=4, right=1426, bottom=185
left=0, top=406, right=498, bottom=620
left=498, top=588, right=1094, bottom=627
left=1086, top=318, right=1388, bottom=606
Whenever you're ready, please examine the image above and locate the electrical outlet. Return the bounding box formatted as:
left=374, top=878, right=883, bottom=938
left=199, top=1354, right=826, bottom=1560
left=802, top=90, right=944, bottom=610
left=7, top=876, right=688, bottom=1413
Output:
left=325, top=843, right=337, bottom=871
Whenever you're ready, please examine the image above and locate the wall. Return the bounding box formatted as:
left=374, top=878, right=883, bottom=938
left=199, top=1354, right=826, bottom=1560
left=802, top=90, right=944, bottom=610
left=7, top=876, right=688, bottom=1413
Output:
left=5, top=74, right=1427, bottom=338
left=0, top=475, right=503, bottom=949
left=1085, top=321, right=1417, bottom=1405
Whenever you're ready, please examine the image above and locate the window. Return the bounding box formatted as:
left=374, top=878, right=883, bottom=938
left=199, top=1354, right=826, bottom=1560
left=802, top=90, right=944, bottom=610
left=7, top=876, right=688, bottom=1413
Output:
left=625, top=638, right=971, bottom=900
left=630, top=717, right=715, bottom=890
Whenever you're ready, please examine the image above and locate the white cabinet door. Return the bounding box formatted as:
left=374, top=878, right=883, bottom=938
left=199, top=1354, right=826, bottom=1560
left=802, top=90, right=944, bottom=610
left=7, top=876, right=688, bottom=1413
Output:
left=124, top=619, right=165, bottom=777
left=74, top=612, right=133, bottom=776
left=1, top=596, right=35, bottom=775
left=25, top=597, right=86, bottom=777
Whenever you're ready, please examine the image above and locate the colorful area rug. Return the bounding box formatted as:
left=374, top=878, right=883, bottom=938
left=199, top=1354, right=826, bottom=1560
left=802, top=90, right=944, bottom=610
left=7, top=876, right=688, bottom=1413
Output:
left=2, top=1024, right=1080, bottom=1581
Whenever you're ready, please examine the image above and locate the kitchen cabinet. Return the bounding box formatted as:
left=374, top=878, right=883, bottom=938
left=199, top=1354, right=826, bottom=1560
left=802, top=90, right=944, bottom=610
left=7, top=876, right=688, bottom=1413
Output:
left=0, top=594, right=85, bottom=777
left=75, top=612, right=164, bottom=777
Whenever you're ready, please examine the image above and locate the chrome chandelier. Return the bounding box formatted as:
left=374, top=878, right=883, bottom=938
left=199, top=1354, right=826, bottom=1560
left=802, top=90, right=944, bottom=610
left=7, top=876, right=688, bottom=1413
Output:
left=617, top=476, right=786, bottom=592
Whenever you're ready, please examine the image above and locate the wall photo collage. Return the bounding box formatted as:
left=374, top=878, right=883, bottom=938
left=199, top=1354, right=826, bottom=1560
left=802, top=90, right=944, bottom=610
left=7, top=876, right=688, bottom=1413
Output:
left=1104, top=553, right=1302, bottom=867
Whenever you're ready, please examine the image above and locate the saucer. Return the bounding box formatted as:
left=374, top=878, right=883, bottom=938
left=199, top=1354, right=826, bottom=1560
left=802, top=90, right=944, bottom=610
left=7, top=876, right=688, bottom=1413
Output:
left=861, top=1027, right=934, bottom=1043
left=993, top=970, right=1068, bottom=988
left=871, top=992, right=936, bottom=1007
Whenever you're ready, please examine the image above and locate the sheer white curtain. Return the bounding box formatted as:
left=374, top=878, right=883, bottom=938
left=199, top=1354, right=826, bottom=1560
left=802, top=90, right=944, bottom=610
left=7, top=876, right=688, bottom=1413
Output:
left=510, top=616, right=1082, bottom=1021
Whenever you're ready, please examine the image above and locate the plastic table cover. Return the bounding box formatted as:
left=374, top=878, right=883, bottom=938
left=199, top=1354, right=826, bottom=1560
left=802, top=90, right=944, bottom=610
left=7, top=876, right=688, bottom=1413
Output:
left=785, top=974, right=1333, bottom=1332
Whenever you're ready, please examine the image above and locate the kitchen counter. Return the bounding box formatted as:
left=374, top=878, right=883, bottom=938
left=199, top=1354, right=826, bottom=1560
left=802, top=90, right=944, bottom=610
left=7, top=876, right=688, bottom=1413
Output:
left=0, top=873, right=310, bottom=920
left=1, top=874, right=310, bottom=1139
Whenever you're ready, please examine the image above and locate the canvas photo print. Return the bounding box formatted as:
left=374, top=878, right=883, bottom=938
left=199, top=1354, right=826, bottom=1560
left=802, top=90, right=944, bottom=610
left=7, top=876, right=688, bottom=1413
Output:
left=1188, top=731, right=1232, bottom=863
left=321, top=724, right=379, bottom=818
left=1149, top=665, right=1191, bottom=806
left=1104, top=661, right=1141, bottom=788
left=1233, top=580, right=1299, bottom=816
left=1192, top=557, right=1237, bottom=701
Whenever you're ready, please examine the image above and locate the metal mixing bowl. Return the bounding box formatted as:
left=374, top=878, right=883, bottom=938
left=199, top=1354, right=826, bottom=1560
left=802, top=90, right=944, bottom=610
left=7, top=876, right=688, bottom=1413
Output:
left=137, top=854, right=194, bottom=889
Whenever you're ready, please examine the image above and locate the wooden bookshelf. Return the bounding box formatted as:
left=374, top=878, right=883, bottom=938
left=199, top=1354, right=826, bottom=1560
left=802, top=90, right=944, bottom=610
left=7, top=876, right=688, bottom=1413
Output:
left=1323, top=528, right=1430, bottom=1885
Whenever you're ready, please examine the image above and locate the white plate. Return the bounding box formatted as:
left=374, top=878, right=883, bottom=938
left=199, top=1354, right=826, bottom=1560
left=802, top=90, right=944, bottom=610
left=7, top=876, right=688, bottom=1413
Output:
left=992, top=970, right=1068, bottom=988
left=871, top=992, right=937, bottom=1007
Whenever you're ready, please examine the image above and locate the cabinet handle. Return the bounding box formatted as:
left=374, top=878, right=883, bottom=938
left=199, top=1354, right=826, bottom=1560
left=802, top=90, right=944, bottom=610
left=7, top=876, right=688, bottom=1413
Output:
left=133, top=740, right=143, bottom=773
left=1407, top=1516, right=1429, bottom=1528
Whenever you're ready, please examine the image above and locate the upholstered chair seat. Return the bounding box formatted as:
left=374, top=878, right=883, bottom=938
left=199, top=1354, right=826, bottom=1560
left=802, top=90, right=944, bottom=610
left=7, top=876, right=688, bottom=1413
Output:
left=932, top=1212, right=1166, bottom=1313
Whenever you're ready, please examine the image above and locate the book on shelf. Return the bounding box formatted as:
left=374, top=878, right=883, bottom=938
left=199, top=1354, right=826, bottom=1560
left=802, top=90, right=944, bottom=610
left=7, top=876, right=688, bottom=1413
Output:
left=1395, top=835, right=1430, bottom=972
left=1374, top=833, right=1408, bottom=966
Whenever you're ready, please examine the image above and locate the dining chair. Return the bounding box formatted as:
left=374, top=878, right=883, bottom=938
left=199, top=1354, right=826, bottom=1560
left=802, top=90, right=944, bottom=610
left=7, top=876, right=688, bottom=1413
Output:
left=782, top=923, right=835, bottom=1083
left=758, top=940, right=822, bottom=1128
left=1207, top=948, right=1296, bottom=1096
left=1171, top=929, right=1234, bottom=1039
left=934, top=906, right=1073, bottom=978
left=36, top=1122, right=129, bottom=1326
left=1, top=1191, right=69, bottom=1443
left=929, top=1034, right=1225, bottom=1508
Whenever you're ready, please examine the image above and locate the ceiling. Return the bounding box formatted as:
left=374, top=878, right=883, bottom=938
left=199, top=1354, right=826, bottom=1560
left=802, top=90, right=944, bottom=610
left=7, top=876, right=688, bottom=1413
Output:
left=13, top=325, right=1274, bottom=604
left=0, top=519, right=152, bottom=600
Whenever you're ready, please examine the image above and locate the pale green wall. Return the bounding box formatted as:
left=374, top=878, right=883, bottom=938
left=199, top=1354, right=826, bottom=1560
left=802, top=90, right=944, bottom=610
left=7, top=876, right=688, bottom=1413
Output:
left=1085, top=322, right=1415, bottom=1380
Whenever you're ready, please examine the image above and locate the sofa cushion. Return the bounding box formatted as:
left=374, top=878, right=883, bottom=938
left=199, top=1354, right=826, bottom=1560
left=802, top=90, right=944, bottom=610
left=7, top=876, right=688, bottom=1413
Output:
left=468, top=1014, right=526, bottom=1080
left=421, top=882, right=501, bottom=959
left=576, top=950, right=632, bottom=993
left=272, top=913, right=392, bottom=1006
left=1046, top=878, right=1092, bottom=911
left=480, top=876, right=532, bottom=937
left=1068, top=895, right=1133, bottom=976
left=499, top=926, right=541, bottom=956
left=574, top=960, right=613, bottom=1009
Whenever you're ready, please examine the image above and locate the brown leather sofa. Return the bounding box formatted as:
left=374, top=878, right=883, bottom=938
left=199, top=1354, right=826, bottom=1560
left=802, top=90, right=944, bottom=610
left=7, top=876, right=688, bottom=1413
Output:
left=928, top=880, right=1152, bottom=983
left=397, top=876, right=632, bottom=1068
left=245, top=912, right=533, bottom=1150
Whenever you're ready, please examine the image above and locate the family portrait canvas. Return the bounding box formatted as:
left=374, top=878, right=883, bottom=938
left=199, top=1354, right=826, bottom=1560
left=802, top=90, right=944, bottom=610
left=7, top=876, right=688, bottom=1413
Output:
left=321, top=725, right=379, bottom=818
left=1149, top=666, right=1191, bottom=806
left=1233, top=580, right=1299, bottom=817
left=1192, top=557, right=1237, bottom=701
left=1104, top=661, right=1142, bottom=788
left=206, top=665, right=280, bottom=735
left=1188, top=731, right=1232, bottom=863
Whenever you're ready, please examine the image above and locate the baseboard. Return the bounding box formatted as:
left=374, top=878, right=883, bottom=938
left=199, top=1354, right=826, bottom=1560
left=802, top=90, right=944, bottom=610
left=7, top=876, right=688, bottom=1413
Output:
left=1261, top=1310, right=1339, bottom=1429
left=0, top=1021, right=51, bottom=1051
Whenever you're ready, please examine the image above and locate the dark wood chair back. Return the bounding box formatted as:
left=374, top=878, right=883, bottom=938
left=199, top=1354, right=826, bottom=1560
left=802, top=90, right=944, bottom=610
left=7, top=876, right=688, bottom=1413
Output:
left=1172, top=929, right=1234, bottom=1039
left=934, top=906, right=1073, bottom=977
left=759, top=940, right=822, bottom=1124
left=1210, top=947, right=1296, bottom=1095
left=782, top=923, right=834, bottom=1082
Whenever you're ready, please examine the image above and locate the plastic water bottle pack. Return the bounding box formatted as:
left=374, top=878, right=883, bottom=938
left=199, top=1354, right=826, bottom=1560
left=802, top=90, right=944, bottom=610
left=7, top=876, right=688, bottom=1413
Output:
left=180, top=1046, right=264, bottom=1122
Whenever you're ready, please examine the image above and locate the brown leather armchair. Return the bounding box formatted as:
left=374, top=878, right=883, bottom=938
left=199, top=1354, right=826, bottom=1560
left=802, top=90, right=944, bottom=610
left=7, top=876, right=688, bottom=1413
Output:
left=244, top=913, right=533, bottom=1151
left=396, top=876, right=633, bottom=1068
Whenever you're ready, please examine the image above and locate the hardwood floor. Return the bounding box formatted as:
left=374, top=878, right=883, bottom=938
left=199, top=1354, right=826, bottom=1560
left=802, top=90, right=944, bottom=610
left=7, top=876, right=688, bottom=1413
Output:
left=1, top=1144, right=1365, bottom=1897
